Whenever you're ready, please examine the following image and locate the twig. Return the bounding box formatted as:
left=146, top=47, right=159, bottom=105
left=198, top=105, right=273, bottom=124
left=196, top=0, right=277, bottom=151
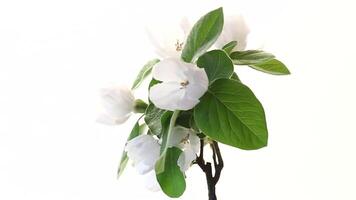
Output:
left=212, top=141, right=224, bottom=185
left=196, top=139, right=224, bottom=200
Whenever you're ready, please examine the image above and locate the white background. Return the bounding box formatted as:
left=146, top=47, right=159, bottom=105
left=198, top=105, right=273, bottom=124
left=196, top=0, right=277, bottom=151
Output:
left=1, top=0, right=356, bottom=199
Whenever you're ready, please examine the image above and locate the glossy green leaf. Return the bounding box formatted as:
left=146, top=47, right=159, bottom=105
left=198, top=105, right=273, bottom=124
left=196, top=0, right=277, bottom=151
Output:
left=181, top=7, right=224, bottom=62
left=249, top=59, right=291, bottom=75
left=230, top=72, right=241, bottom=82
left=230, top=50, right=275, bottom=65
left=117, top=122, right=144, bottom=178
left=176, top=110, right=193, bottom=128
left=144, top=104, right=166, bottom=135
left=158, top=111, right=173, bottom=153
left=194, top=79, right=268, bottom=150
left=132, top=59, right=160, bottom=89
left=222, top=41, right=237, bottom=54
left=197, top=50, right=234, bottom=83
left=175, top=110, right=199, bottom=132
left=156, top=147, right=186, bottom=198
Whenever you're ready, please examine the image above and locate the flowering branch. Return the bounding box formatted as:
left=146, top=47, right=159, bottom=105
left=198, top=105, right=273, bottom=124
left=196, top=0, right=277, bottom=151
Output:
left=99, top=6, right=290, bottom=200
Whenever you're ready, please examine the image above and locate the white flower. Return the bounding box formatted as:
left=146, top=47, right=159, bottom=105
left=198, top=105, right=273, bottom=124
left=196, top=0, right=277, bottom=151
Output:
left=146, top=18, right=191, bottom=58
left=97, top=85, right=135, bottom=125
left=168, top=126, right=200, bottom=172
left=143, top=170, right=161, bottom=192
left=125, top=135, right=160, bottom=174
left=149, top=58, right=208, bottom=111
left=125, top=135, right=161, bottom=192
left=215, top=14, right=250, bottom=51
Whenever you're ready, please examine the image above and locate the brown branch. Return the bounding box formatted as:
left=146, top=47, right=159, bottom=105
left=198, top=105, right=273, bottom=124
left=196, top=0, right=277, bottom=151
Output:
left=195, top=139, right=224, bottom=200
left=211, top=143, right=218, bottom=167
left=212, top=141, right=224, bottom=185
left=196, top=139, right=205, bottom=169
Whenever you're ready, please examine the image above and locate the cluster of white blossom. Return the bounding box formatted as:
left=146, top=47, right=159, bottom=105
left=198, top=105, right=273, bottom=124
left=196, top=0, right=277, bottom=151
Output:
left=98, top=14, right=249, bottom=191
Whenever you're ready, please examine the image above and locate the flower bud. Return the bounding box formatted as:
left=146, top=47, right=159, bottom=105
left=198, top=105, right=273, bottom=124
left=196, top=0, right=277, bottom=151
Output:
left=97, top=85, right=135, bottom=125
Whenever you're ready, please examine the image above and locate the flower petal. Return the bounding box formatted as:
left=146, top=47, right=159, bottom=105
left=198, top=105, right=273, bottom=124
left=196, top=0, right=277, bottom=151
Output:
left=185, top=67, right=209, bottom=100
left=100, top=85, right=134, bottom=120
left=143, top=170, right=161, bottom=192
left=150, top=58, right=208, bottom=111
left=96, top=113, right=130, bottom=125
left=215, top=14, right=250, bottom=51
left=175, top=95, right=200, bottom=111
left=145, top=28, right=176, bottom=59
left=100, top=86, right=134, bottom=110
left=145, top=19, right=188, bottom=59
left=149, top=82, right=184, bottom=111
left=152, top=58, right=188, bottom=82
left=135, top=161, right=154, bottom=175
left=180, top=17, right=191, bottom=36
left=125, top=135, right=160, bottom=174
left=188, top=132, right=201, bottom=155
left=168, top=126, right=190, bottom=149
left=177, top=146, right=197, bottom=172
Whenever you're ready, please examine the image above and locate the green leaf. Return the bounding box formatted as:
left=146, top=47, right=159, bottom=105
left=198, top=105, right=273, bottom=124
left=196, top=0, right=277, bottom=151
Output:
left=144, top=104, right=166, bottom=135
left=197, top=50, right=234, bottom=83
left=175, top=110, right=199, bottom=132
left=249, top=59, right=291, bottom=75
left=133, top=99, right=148, bottom=113
left=230, top=72, right=241, bottom=82
left=222, top=41, right=237, bottom=54
left=156, top=147, right=186, bottom=198
left=181, top=7, right=224, bottom=62
left=131, top=59, right=160, bottom=90
left=176, top=110, right=193, bottom=128
left=194, top=79, right=268, bottom=150
left=117, top=122, right=144, bottom=178
left=158, top=111, right=173, bottom=153
left=155, top=112, right=185, bottom=197
left=230, top=50, right=275, bottom=65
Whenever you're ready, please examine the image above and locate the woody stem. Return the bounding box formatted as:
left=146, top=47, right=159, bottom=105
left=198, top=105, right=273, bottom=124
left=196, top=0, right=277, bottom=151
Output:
left=196, top=140, right=224, bottom=200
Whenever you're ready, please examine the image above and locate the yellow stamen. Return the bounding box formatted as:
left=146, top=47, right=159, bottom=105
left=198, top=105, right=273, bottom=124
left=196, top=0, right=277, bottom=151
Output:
left=180, top=134, right=190, bottom=144
left=175, top=40, right=184, bottom=51
left=180, top=80, right=189, bottom=89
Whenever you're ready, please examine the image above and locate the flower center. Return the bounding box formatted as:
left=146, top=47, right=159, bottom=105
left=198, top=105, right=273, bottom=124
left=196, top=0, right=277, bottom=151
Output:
left=180, top=134, right=190, bottom=144
left=175, top=39, right=184, bottom=51
left=180, top=80, right=189, bottom=89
